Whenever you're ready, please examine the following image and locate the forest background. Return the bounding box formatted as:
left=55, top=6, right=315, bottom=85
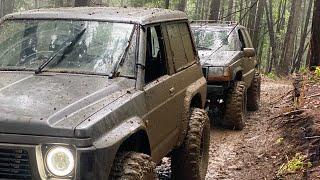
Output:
left=0, top=0, right=320, bottom=76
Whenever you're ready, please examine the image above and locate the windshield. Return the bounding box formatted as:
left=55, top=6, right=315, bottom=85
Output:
left=0, top=19, right=136, bottom=76
left=192, top=27, right=238, bottom=51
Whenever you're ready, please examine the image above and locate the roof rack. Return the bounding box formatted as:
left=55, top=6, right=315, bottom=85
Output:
left=190, top=20, right=238, bottom=26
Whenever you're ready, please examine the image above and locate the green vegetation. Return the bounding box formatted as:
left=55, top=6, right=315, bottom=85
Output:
left=275, top=137, right=284, bottom=145
left=315, top=66, right=320, bottom=78
left=266, top=72, right=277, bottom=80
left=277, top=153, right=312, bottom=176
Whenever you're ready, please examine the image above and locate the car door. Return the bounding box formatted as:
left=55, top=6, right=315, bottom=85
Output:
left=238, top=28, right=255, bottom=86
left=143, top=25, right=180, bottom=161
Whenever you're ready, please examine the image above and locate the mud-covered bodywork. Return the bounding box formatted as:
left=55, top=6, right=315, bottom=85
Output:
left=0, top=7, right=206, bottom=179
left=191, top=23, right=257, bottom=94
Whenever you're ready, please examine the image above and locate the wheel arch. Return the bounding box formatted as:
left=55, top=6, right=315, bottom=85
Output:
left=190, top=93, right=203, bottom=108
left=235, top=70, right=243, bottom=81
left=117, top=130, right=151, bottom=156
left=176, top=77, right=207, bottom=147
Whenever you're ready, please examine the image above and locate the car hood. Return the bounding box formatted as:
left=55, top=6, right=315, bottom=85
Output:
left=198, top=50, right=242, bottom=67
left=0, top=71, right=134, bottom=138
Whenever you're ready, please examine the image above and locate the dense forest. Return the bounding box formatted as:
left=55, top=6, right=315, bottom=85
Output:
left=0, top=0, right=319, bottom=76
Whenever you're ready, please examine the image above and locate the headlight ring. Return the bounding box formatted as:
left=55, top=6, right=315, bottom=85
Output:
left=46, top=146, right=75, bottom=177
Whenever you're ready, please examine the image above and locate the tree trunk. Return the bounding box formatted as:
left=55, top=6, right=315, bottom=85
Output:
left=239, top=0, right=243, bottom=23
left=165, top=0, right=170, bottom=9
left=247, top=0, right=258, bottom=36
left=226, top=0, right=233, bottom=21
left=265, top=0, right=277, bottom=73
left=219, top=0, right=225, bottom=19
left=209, top=0, right=220, bottom=20
left=177, top=0, right=187, bottom=11
left=280, top=0, right=302, bottom=75
left=55, top=0, right=64, bottom=7
left=310, top=0, right=320, bottom=68
left=253, top=0, right=265, bottom=49
left=75, top=0, right=102, bottom=6
left=0, top=0, right=14, bottom=18
left=75, top=0, right=89, bottom=6
left=292, top=0, right=313, bottom=72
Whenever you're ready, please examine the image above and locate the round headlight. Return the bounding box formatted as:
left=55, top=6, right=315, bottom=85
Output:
left=46, top=146, right=75, bottom=177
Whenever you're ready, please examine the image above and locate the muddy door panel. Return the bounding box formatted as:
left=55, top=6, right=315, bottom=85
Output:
left=241, top=29, right=255, bottom=86
left=144, top=76, right=179, bottom=161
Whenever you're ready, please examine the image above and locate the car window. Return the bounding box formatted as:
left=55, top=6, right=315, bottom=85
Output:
left=145, top=26, right=167, bottom=83
left=0, top=20, right=136, bottom=77
left=166, top=23, right=187, bottom=71
left=178, top=23, right=196, bottom=64
left=241, top=29, right=253, bottom=48
left=192, top=27, right=238, bottom=51
left=238, top=29, right=246, bottom=50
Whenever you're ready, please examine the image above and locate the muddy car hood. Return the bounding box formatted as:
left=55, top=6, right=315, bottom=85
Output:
left=0, top=71, right=134, bottom=137
left=198, top=50, right=242, bottom=67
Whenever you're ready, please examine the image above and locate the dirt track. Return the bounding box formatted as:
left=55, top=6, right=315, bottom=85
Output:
left=206, top=78, right=293, bottom=180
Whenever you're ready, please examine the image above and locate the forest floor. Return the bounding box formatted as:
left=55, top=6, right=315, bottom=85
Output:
left=157, top=74, right=320, bottom=180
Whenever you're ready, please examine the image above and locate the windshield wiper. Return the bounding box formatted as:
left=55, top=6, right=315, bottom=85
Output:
left=35, top=28, right=87, bottom=74
left=197, top=46, right=212, bottom=50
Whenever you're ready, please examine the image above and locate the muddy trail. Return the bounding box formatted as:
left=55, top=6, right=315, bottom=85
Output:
left=157, top=76, right=320, bottom=180
left=156, top=77, right=299, bottom=180
left=206, top=78, right=293, bottom=180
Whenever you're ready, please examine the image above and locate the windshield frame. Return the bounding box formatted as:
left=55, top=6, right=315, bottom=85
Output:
left=0, top=18, right=139, bottom=78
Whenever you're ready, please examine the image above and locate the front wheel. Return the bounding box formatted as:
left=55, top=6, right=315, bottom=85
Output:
left=222, top=81, right=247, bottom=130
left=171, top=108, right=210, bottom=180
left=109, top=152, right=155, bottom=180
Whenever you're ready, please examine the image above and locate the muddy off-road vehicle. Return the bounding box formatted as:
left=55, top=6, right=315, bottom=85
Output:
left=0, top=7, right=210, bottom=180
left=191, top=21, right=261, bottom=130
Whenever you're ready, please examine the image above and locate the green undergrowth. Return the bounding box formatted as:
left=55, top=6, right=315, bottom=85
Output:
left=277, top=153, right=312, bottom=176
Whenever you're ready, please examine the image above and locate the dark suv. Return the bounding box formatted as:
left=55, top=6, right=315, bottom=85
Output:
left=0, top=7, right=209, bottom=180
left=191, top=21, right=261, bottom=130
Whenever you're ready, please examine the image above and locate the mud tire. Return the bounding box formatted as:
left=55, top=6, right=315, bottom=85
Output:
left=109, top=152, right=155, bottom=180
left=171, top=108, right=210, bottom=180
left=223, top=81, right=246, bottom=130
left=247, top=72, right=261, bottom=111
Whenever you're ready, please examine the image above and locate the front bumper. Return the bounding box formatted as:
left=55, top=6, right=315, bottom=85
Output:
left=207, top=85, right=225, bottom=96
left=0, top=134, right=115, bottom=180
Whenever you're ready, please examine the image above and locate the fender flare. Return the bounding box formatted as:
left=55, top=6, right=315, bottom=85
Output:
left=93, top=117, right=147, bottom=149
left=92, top=117, right=148, bottom=177
left=177, top=77, right=207, bottom=147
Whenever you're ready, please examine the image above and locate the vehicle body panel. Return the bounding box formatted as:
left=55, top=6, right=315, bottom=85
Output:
left=0, top=7, right=207, bottom=179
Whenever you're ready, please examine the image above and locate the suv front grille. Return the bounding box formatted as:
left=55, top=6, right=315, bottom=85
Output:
left=0, top=148, right=32, bottom=179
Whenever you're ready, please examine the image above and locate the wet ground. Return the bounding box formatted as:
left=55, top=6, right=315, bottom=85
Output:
left=157, top=77, right=297, bottom=180
left=206, top=78, right=293, bottom=179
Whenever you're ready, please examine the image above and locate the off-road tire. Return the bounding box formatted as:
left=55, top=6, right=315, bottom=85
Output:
left=222, top=81, right=246, bottom=130
left=247, top=72, right=261, bottom=111
left=171, top=108, right=210, bottom=180
left=109, top=152, right=155, bottom=180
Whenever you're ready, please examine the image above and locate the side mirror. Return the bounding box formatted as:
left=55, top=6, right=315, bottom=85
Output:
left=243, top=48, right=256, bottom=58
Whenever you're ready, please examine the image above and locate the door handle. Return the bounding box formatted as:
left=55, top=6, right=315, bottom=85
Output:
left=169, top=87, right=175, bottom=95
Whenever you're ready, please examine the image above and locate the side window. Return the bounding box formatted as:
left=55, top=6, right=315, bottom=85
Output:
left=145, top=26, right=167, bottom=84
left=166, top=22, right=197, bottom=72
left=238, top=29, right=246, bottom=50
left=166, top=23, right=187, bottom=71
left=242, top=29, right=253, bottom=48
left=178, top=23, right=197, bottom=64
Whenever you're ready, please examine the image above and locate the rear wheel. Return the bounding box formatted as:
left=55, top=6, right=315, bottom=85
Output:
left=109, top=152, right=155, bottom=180
left=247, top=72, right=261, bottom=111
left=222, top=81, right=247, bottom=130
left=172, top=108, right=210, bottom=180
